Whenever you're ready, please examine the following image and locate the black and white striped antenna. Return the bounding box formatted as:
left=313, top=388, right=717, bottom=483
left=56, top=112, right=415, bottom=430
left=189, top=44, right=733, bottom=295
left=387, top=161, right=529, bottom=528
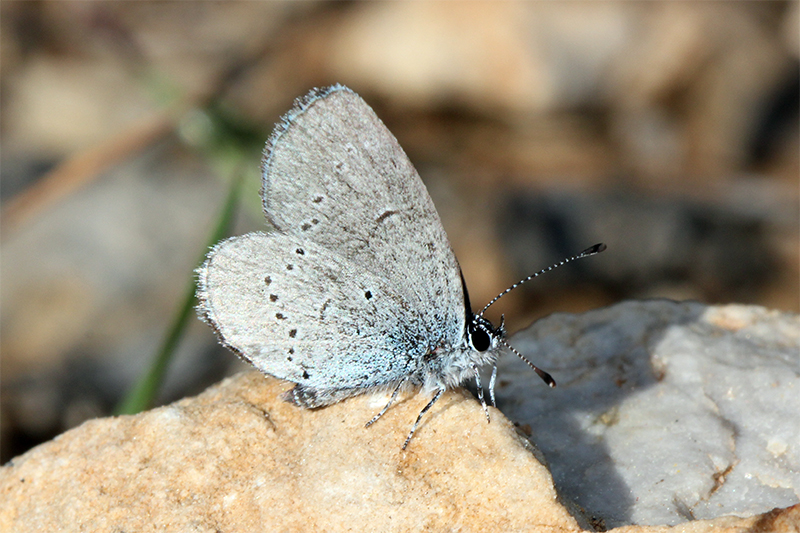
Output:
left=478, top=242, right=606, bottom=317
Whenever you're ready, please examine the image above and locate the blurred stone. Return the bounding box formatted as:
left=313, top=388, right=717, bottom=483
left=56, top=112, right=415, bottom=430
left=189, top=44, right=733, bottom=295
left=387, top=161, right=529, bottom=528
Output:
left=0, top=372, right=587, bottom=532
left=608, top=3, right=794, bottom=181
left=0, top=139, right=222, bottom=377
left=784, top=1, right=799, bottom=59
left=0, top=138, right=240, bottom=461
left=3, top=53, right=156, bottom=157
left=326, top=1, right=633, bottom=114
left=497, top=300, right=800, bottom=527
left=0, top=1, right=311, bottom=166
left=495, top=188, right=791, bottom=306
left=321, top=1, right=797, bottom=185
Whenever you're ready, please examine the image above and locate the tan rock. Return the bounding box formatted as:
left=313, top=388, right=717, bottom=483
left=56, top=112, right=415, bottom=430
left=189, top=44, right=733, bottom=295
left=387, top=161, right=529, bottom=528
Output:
left=2, top=371, right=797, bottom=532
left=0, top=371, right=583, bottom=532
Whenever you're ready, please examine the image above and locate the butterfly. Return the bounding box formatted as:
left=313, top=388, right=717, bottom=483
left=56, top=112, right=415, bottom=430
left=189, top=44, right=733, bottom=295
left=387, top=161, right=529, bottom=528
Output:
left=197, top=85, right=605, bottom=448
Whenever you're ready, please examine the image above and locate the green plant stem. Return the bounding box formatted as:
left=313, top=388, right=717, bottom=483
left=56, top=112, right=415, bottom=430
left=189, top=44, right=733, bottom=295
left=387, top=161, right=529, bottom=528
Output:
left=115, top=169, right=244, bottom=415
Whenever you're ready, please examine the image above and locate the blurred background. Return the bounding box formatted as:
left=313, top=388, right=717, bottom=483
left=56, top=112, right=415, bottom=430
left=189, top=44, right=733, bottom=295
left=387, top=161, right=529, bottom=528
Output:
left=1, top=1, right=797, bottom=462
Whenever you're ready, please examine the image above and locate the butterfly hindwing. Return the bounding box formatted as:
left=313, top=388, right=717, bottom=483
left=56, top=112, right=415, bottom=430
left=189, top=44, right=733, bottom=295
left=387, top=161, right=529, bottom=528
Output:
left=198, top=232, right=431, bottom=399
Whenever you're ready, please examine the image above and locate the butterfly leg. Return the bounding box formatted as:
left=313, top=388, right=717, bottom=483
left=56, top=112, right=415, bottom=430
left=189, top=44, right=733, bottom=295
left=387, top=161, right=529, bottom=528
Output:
left=402, top=387, right=444, bottom=450
left=488, top=362, right=498, bottom=408
left=365, top=378, right=407, bottom=428
left=471, top=363, right=491, bottom=422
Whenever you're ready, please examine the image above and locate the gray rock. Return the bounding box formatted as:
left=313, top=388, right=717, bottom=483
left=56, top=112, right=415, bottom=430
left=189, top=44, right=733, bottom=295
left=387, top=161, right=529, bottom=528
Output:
left=497, top=300, right=800, bottom=527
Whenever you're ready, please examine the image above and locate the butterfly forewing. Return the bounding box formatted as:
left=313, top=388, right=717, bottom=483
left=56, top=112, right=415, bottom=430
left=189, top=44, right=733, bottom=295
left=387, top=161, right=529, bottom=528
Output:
left=261, top=86, right=466, bottom=349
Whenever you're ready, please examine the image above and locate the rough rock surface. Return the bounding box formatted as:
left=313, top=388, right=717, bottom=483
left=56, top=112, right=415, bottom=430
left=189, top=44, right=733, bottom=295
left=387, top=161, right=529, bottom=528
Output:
left=1, top=372, right=585, bottom=533
left=498, top=300, right=800, bottom=527
left=2, top=301, right=798, bottom=532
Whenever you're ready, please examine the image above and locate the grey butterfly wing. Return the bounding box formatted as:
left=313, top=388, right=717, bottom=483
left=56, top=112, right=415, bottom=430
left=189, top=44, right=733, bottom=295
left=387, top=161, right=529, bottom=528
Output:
left=261, top=85, right=466, bottom=349
left=197, top=232, right=430, bottom=401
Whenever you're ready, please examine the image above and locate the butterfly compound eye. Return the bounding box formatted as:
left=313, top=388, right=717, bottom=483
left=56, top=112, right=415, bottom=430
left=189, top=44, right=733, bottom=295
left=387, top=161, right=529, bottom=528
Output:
left=469, top=326, right=491, bottom=352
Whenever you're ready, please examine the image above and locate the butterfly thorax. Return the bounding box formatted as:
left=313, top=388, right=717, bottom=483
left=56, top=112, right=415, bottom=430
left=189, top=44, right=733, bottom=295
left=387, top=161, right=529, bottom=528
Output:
left=419, top=313, right=504, bottom=391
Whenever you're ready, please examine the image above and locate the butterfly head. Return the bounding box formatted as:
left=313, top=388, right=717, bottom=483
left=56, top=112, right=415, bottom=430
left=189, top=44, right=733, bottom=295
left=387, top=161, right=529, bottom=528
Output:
left=458, top=243, right=607, bottom=390
left=466, top=313, right=503, bottom=353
